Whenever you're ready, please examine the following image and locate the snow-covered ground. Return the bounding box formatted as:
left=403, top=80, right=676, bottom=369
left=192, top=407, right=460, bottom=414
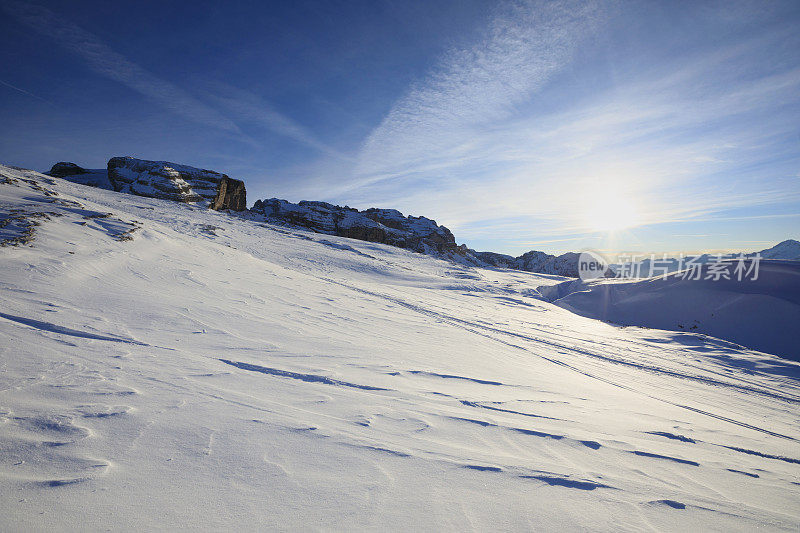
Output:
left=1, top=165, right=799, bottom=531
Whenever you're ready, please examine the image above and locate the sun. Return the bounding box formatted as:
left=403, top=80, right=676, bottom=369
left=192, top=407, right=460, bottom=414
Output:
left=583, top=193, right=641, bottom=233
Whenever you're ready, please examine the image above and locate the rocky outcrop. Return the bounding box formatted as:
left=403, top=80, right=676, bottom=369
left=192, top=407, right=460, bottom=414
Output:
left=513, top=250, right=581, bottom=277
left=47, top=162, right=113, bottom=189
left=472, top=251, right=516, bottom=268
left=48, top=162, right=86, bottom=178
left=472, top=249, right=581, bottom=277
left=250, top=197, right=589, bottom=276
left=107, top=157, right=246, bottom=211
left=251, top=198, right=467, bottom=256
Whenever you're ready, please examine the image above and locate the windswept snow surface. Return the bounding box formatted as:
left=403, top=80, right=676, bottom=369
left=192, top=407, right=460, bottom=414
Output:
left=1, top=165, right=799, bottom=531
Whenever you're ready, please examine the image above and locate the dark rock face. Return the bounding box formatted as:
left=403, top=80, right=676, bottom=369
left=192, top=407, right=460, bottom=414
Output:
left=48, top=162, right=86, bottom=178
left=251, top=198, right=465, bottom=256
left=211, top=176, right=247, bottom=211
left=107, top=157, right=246, bottom=211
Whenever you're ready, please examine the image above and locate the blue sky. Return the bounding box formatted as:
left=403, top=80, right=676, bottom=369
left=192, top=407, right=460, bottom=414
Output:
left=1, top=0, right=798, bottom=256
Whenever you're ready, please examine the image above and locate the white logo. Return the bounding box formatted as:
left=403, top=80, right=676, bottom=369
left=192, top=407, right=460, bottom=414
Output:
left=578, top=250, right=609, bottom=281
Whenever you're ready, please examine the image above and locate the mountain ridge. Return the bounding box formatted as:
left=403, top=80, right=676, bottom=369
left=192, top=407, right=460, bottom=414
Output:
left=45, top=157, right=798, bottom=278
left=44, top=157, right=586, bottom=276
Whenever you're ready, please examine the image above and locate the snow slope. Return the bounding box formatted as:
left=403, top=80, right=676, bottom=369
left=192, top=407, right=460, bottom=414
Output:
left=552, top=262, right=800, bottom=361
left=1, top=165, right=800, bottom=531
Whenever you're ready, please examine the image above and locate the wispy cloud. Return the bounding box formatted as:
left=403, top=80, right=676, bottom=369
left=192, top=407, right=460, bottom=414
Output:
left=323, top=0, right=800, bottom=254
left=352, top=0, right=608, bottom=187
left=2, top=1, right=351, bottom=158
left=0, top=78, right=53, bottom=105
left=1, top=0, right=241, bottom=133
left=203, top=82, right=349, bottom=159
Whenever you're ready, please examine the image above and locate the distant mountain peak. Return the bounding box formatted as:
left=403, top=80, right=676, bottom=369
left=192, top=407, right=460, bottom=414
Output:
left=755, top=239, right=800, bottom=260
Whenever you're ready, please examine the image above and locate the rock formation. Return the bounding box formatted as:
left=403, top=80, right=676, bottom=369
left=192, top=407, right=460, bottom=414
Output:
left=48, top=162, right=86, bottom=178
left=472, top=249, right=582, bottom=277
left=250, top=197, right=590, bottom=275
left=107, top=157, right=246, bottom=211
left=251, top=198, right=467, bottom=256
left=514, top=250, right=582, bottom=277
left=47, top=162, right=113, bottom=189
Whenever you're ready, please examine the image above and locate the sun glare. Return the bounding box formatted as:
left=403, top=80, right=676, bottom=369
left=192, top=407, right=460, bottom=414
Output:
left=583, top=193, right=641, bottom=233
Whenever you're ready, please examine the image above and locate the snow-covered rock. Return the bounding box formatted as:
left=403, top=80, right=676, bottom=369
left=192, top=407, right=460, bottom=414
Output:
left=471, top=249, right=583, bottom=276
left=251, top=198, right=466, bottom=256
left=470, top=250, right=516, bottom=267
left=249, top=198, right=591, bottom=276
left=513, top=250, right=581, bottom=276
left=250, top=198, right=590, bottom=275
left=107, top=156, right=246, bottom=211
